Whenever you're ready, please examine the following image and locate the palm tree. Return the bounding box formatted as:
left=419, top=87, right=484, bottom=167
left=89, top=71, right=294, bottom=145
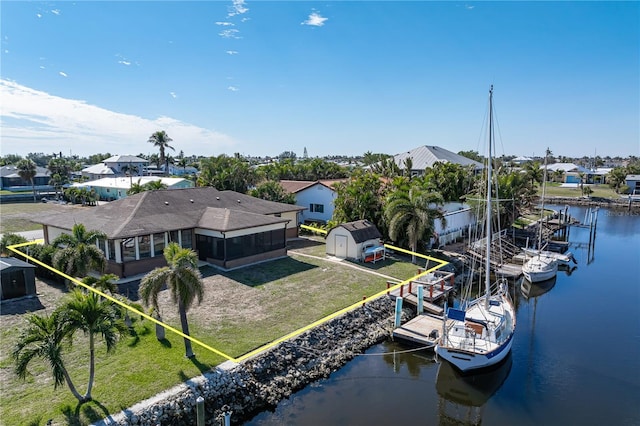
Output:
left=12, top=311, right=85, bottom=402
left=384, top=186, right=446, bottom=263
left=139, top=243, right=204, bottom=357
left=147, top=131, right=175, bottom=175
left=144, top=179, right=168, bottom=191
left=52, top=224, right=107, bottom=279
left=58, top=290, right=128, bottom=401
left=81, top=273, right=119, bottom=294
left=16, top=158, right=38, bottom=202
left=127, top=179, right=146, bottom=195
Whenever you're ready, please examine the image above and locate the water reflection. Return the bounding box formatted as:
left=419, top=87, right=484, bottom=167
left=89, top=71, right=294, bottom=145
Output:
left=520, top=276, right=557, bottom=300
left=436, top=354, right=513, bottom=426
left=381, top=340, right=436, bottom=377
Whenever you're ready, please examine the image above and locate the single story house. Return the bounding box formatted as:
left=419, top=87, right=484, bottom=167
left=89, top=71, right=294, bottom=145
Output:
left=279, top=179, right=347, bottom=225
left=35, top=187, right=306, bottom=276
left=0, top=165, right=51, bottom=192
left=325, top=220, right=383, bottom=262
left=545, top=163, right=595, bottom=184
left=0, top=257, right=37, bottom=301
left=72, top=176, right=194, bottom=201
left=625, top=175, right=640, bottom=194
left=388, top=145, right=484, bottom=176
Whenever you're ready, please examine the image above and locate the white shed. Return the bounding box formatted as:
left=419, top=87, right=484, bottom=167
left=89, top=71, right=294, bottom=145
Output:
left=326, top=220, right=383, bottom=262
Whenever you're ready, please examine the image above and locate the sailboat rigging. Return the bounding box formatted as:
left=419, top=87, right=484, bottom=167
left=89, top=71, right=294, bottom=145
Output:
left=435, top=86, right=517, bottom=372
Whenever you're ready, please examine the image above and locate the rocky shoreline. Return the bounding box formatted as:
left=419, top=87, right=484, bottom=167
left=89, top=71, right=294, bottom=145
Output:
left=97, top=297, right=398, bottom=426
left=543, top=195, right=639, bottom=210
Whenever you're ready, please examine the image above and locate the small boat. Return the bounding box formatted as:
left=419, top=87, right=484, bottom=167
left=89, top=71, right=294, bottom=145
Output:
left=522, top=247, right=576, bottom=267
left=522, top=253, right=558, bottom=283
left=435, top=86, right=516, bottom=372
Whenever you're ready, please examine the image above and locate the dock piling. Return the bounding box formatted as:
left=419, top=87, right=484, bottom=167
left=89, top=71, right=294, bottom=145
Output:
left=417, top=285, right=424, bottom=314
left=394, top=297, right=403, bottom=328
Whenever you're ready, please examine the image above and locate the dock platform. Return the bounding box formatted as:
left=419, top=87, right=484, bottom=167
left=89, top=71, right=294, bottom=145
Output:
left=392, top=314, right=444, bottom=348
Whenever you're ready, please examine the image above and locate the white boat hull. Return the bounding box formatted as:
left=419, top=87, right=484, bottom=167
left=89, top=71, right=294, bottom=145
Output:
left=522, top=255, right=558, bottom=283
left=436, top=333, right=514, bottom=372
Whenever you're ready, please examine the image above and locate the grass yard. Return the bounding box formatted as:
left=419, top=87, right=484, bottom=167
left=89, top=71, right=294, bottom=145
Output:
left=0, top=238, right=424, bottom=425
left=0, top=201, right=88, bottom=235
left=540, top=183, right=619, bottom=199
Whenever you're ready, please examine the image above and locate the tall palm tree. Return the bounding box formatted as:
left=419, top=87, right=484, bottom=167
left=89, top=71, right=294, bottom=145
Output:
left=384, top=186, right=446, bottom=263
left=12, top=311, right=85, bottom=402
left=52, top=224, right=107, bottom=279
left=144, top=179, right=168, bottom=191
left=139, top=243, right=204, bottom=357
left=58, top=290, right=128, bottom=402
left=147, top=131, right=174, bottom=175
left=16, top=158, right=38, bottom=202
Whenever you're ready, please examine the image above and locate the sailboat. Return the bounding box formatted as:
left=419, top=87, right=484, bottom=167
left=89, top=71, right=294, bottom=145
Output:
left=435, top=86, right=516, bottom=372
left=522, top=148, right=560, bottom=283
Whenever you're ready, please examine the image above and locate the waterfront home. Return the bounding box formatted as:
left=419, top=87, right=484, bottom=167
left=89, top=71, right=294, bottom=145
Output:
left=81, top=154, right=148, bottom=180
left=625, top=175, right=640, bottom=195
left=0, top=165, right=51, bottom=192
left=35, top=187, right=306, bottom=277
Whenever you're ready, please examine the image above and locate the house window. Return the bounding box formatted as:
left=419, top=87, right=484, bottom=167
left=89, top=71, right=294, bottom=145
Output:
left=310, top=204, right=324, bottom=213
left=153, top=233, right=165, bottom=256
left=121, top=238, right=136, bottom=261
left=108, top=240, right=116, bottom=261
left=138, top=235, right=151, bottom=258
left=181, top=230, right=193, bottom=249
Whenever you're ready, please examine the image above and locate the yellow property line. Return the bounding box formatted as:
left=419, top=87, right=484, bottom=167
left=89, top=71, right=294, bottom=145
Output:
left=8, top=241, right=448, bottom=364
left=300, top=224, right=327, bottom=235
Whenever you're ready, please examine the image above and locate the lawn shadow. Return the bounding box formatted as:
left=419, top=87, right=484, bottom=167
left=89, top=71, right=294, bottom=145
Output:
left=220, top=257, right=319, bottom=287
left=61, top=398, right=111, bottom=425
left=159, top=338, right=172, bottom=348
left=189, top=355, right=214, bottom=374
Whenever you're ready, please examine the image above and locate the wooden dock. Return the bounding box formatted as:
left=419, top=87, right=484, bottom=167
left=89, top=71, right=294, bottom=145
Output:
left=387, top=271, right=455, bottom=310
left=392, top=313, right=444, bottom=348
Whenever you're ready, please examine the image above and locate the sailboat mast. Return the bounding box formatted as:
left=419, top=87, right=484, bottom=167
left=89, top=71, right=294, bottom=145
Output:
left=539, top=148, right=549, bottom=248
left=485, top=85, right=494, bottom=305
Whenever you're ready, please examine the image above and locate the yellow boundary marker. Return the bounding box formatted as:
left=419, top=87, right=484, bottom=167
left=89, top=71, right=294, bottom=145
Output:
left=8, top=241, right=448, bottom=364
left=300, top=224, right=327, bottom=235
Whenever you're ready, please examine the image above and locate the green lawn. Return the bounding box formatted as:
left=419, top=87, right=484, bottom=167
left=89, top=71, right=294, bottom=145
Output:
left=0, top=241, right=424, bottom=425
left=540, top=183, right=620, bottom=199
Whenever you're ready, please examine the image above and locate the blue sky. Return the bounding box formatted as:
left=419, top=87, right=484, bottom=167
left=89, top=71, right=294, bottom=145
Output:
left=1, top=1, right=638, bottom=159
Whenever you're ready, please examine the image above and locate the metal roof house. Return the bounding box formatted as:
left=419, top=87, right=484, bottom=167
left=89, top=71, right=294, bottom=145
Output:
left=34, top=187, right=306, bottom=276
left=325, top=220, right=383, bottom=262
left=0, top=257, right=36, bottom=301
left=390, top=145, right=484, bottom=176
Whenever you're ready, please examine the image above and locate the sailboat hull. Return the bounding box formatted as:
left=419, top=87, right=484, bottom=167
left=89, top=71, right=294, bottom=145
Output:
left=522, top=256, right=558, bottom=283
left=436, top=333, right=514, bottom=372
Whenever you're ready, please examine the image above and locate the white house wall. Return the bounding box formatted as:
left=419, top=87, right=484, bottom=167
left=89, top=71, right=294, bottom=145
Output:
left=295, top=184, right=336, bottom=224
left=434, top=202, right=475, bottom=246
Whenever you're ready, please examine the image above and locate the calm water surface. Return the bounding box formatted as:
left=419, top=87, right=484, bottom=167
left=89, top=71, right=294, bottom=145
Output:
left=246, top=206, right=640, bottom=426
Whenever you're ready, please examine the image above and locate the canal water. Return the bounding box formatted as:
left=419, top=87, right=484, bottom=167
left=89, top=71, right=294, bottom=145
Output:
left=245, top=205, right=640, bottom=425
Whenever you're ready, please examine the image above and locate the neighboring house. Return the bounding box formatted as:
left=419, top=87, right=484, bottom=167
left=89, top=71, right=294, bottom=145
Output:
left=389, top=145, right=484, bottom=176
left=35, top=187, right=306, bottom=276
left=325, top=220, right=383, bottom=262
left=279, top=179, right=347, bottom=224
left=545, top=163, right=595, bottom=184
left=0, top=165, right=51, bottom=192
left=0, top=257, right=37, bottom=301
left=81, top=155, right=148, bottom=180
left=72, top=176, right=194, bottom=201
left=433, top=202, right=475, bottom=247
left=625, top=175, right=640, bottom=194
left=164, top=164, right=199, bottom=177
left=511, top=156, right=533, bottom=165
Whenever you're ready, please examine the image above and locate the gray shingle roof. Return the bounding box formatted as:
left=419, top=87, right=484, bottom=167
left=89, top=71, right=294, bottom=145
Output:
left=337, top=220, right=382, bottom=243
left=35, top=187, right=304, bottom=239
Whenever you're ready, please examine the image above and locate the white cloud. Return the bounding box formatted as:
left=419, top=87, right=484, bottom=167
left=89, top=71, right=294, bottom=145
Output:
left=465, top=4, right=475, bottom=10
left=169, top=92, right=177, bottom=98
left=227, top=0, right=249, bottom=18
left=51, top=9, right=61, bottom=16
left=216, top=22, right=235, bottom=26
left=219, top=29, right=241, bottom=39
left=36, top=13, right=42, bottom=18
left=59, top=71, right=67, bottom=77
left=0, top=79, right=237, bottom=157
left=227, top=86, right=239, bottom=92
left=226, top=50, right=239, bottom=55
left=118, top=60, right=131, bottom=66
left=302, top=11, right=328, bottom=27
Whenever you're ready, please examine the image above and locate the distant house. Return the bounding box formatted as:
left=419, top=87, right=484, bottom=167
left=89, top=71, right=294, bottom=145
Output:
left=72, top=176, right=194, bottom=201
left=35, top=187, right=306, bottom=276
left=325, top=220, right=383, bottom=262
left=545, top=163, right=595, bottom=184
left=625, top=175, right=640, bottom=194
left=511, top=156, right=533, bottom=165
left=388, top=145, right=484, bottom=176
left=81, top=155, right=148, bottom=180
left=0, top=165, right=51, bottom=192
left=0, top=257, right=36, bottom=301
left=279, top=179, right=347, bottom=224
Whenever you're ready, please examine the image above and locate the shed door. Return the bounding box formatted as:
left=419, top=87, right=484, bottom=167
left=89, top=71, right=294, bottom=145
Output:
left=335, top=235, right=348, bottom=259
left=2, top=271, right=27, bottom=300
